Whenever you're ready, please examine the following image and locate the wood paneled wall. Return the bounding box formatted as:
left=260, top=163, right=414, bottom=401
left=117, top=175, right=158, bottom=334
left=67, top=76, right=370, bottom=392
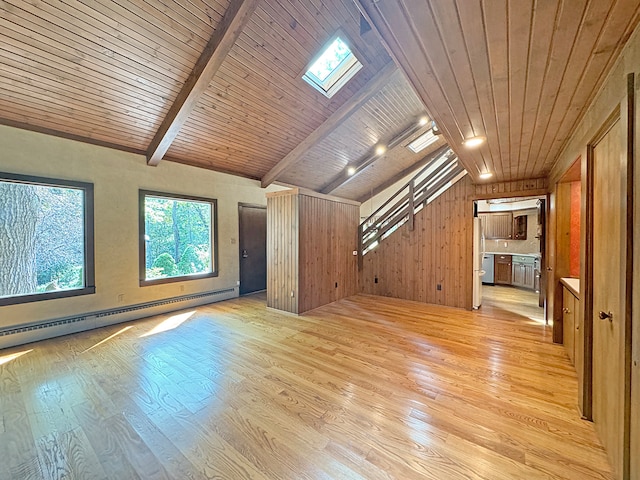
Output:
left=473, top=178, right=547, bottom=199
left=361, top=176, right=474, bottom=310
left=267, top=189, right=359, bottom=314
left=266, top=192, right=299, bottom=313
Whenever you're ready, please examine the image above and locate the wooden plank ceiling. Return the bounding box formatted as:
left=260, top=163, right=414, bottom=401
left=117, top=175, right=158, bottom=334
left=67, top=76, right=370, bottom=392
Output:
left=1, top=0, right=639, bottom=199
left=355, top=0, right=640, bottom=184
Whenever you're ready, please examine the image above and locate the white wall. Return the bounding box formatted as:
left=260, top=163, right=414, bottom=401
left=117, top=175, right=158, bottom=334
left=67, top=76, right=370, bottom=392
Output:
left=0, top=125, right=283, bottom=330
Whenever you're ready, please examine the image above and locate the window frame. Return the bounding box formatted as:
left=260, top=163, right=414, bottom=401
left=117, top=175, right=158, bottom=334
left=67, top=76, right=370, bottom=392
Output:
left=301, top=30, right=363, bottom=98
left=0, top=172, right=95, bottom=307
left=139, top=190, right=219, bottom=286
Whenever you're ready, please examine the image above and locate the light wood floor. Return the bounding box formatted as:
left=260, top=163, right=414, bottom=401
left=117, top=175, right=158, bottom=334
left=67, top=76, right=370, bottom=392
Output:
left=0, top=293, right=611, bottom=479
left=482, top=284, right=545, bottom=324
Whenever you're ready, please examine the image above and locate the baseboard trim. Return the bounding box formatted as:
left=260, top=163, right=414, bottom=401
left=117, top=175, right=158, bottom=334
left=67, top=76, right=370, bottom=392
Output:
left=0, top=287, right=238, bottom=350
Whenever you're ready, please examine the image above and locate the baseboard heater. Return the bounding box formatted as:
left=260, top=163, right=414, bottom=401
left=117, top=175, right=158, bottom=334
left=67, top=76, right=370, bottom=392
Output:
left=0, top=287, right=237, bottom=350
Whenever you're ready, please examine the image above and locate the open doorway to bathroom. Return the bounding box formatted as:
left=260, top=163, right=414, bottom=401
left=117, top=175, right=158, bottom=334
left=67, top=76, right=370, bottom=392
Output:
left=473, top=197, right=546, bottom=323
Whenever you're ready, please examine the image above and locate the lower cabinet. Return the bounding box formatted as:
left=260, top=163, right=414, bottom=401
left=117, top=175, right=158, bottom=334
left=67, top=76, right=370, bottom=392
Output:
left=562, top=284, right=583, bottom=413
left=512, top=256, right=536, bottom=289
left=494, top=255, right=512, bottom=284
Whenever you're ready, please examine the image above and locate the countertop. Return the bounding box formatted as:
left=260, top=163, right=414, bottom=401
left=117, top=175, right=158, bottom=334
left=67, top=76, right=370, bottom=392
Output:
left=560, top=277, right=580, bottom=297
left=484, top=252, right=541, bottom=257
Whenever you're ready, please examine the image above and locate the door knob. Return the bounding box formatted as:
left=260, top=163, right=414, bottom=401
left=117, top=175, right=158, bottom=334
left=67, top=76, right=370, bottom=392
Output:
left=242, top=249, right=248, bottom=258
left=598, top=311, right=613, bottom=321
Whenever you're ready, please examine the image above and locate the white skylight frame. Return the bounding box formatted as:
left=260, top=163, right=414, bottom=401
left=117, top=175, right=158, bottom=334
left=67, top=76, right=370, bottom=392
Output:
left=407, top=130, right=439, bottom=153
left=302, top=32, right=363, bottom=98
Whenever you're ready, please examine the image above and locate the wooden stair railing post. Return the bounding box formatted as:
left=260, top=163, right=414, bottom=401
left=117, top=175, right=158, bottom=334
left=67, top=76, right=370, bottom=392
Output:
left=358, top=223, right=364, bottom=271
left=408, top=180, right=415, bottom=231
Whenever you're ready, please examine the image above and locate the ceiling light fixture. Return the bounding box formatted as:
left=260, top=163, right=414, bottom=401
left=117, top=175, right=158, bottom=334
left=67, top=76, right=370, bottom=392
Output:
left=479, top=172, right=493, bottom=180
left=463, top=136, right=485, bottom=148
left=375, top=145, right=386, bottom=155
left=418, top=116, right=429, bottom=126
left=347, top=166, right=356, bottom=176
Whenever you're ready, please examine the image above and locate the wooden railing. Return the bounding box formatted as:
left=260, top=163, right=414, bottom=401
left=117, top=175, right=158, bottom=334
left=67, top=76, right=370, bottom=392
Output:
left=359, top=148, right=466, bottom=267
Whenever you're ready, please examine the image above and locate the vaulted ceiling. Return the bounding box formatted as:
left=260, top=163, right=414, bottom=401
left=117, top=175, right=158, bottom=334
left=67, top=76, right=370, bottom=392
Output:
left=1, top=0, right=639, bottom=201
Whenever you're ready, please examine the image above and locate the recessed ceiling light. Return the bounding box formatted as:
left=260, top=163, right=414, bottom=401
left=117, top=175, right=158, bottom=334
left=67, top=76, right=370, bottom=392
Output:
left=407, top=130, right=438, bottom=153
left=375, top=145, right=386, bottom=155
left=418, top=116, right=429, bottom=126
left=463, top=136, right=485, bottom=148
left=479, top=172, right=493, bottom=179
left=347, top=166, right=356, bottom=176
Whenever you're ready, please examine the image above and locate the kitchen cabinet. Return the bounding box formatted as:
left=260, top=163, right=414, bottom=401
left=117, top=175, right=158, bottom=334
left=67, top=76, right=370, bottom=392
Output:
left=494, top=254, right=512, bottom=284
left=479, top=212, right=513, bottom=239
left=563, top=288, right=576, bottom=364
left=511, top=255, right=536, bottom=289
left=561, top=279, right=583, bottom=413
left=513, top=215, right=527, bottom=239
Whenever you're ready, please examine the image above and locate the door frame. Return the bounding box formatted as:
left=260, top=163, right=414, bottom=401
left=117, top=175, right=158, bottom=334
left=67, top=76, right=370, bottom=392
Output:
left=238, top=203, right=267, bottom=295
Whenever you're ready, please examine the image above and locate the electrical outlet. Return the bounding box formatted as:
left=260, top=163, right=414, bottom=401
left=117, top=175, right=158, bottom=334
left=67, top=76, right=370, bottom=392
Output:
left=374, top=277, right=378, bottom=284
left=290, top=290, right=295, bottom=297
left=437, top=284, right=442, bottom=291
left=117, top=294, right=124, bottom=302
left=335, top=282, right=338, bottom=288
left=180, top=285, right=184, bottom=292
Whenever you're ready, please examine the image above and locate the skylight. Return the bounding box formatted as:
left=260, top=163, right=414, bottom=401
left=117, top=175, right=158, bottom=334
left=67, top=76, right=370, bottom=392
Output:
left=407, top=130, right=438, bottom=153
left=303, top=35, right=363, bottom=98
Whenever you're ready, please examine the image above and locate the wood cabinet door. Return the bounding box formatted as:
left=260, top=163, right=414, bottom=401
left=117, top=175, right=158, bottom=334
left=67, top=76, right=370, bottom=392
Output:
left=523, top=264, right=535, bottom=289
left=563, top=287, right=575, bottom=364
left=494, top=255, right=512, bottom=284
left=483, top=212, right=513, bottom=239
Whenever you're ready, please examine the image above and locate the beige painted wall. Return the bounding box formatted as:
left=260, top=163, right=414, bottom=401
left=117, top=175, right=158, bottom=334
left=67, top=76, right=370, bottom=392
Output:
left=0, top=125, right=283, bottom=329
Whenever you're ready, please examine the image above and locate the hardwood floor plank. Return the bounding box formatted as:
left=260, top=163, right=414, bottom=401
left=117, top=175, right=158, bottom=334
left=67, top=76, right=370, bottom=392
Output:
left=0, top=292, right=613, bottom=479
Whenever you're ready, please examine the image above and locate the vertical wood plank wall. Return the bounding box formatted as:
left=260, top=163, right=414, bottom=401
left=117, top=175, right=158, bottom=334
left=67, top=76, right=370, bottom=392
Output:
left=298, top=194, right=359, bottom=313
left=266, top=192, right=299, bottom=313
left=360, top=176, right=474, bottom=310
left=267, top=190, right=359, bottom=314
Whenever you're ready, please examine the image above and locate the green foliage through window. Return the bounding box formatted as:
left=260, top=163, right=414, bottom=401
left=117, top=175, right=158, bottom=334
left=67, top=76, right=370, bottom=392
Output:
left=142, top=194, right=214, bottom=282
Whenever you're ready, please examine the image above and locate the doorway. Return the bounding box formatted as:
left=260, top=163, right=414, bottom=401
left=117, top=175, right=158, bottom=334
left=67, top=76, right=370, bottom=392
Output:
left=238, top=204, right=267, bottom=295
left=475, top=197, right=546, bottom=323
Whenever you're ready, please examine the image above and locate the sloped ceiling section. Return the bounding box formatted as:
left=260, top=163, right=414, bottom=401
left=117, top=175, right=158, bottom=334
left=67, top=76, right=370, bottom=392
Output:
left=354, top=0, right=640, bottom=183
left=0, top=0, right=444, bottom=202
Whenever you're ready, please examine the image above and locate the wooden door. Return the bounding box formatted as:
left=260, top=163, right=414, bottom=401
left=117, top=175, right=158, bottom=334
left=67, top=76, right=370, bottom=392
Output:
left=239, top=204, right=267, bottom=295
left=590, top=116, right=628, bottom=478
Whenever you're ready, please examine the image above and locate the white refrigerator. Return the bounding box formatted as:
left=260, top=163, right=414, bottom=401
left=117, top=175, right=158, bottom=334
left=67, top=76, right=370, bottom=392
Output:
left=472, top=217, right=485, bottom=309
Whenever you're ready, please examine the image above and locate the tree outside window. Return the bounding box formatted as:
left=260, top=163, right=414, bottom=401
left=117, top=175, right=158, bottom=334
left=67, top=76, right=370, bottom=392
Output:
left=0, top=174, right=95, bottom=306
left=140, top=191, right=217, bottom=285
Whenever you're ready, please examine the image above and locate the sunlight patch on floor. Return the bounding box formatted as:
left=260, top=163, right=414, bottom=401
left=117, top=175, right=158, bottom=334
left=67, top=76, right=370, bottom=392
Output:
left=0, top=349, right=33, bottom=366
left=141, top=311, right=196, bottom=337
left=82, top=326, right=133, bottom=353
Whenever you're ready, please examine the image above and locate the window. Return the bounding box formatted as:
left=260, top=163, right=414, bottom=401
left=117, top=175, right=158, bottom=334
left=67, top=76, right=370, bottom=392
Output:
left=140, top=191, right=217, bottom=285
left=407, top=130, right=439, bottom=153
left=302, top=33, right=363, bottom=98
left=0, top=173, right=95, bottom=306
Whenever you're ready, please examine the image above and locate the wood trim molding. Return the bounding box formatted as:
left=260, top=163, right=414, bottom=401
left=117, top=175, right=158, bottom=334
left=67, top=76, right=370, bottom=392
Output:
left=146, top=0, right=259, bottom=166
left=260, top=62, right=397, bottom=188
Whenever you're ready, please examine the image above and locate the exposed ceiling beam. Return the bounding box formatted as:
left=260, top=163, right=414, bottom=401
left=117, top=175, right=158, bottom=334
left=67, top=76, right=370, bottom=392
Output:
left=146, top=0, right=259, bottom=166
left=320, top=120, right=431, bottom=194
left=260, top=62, right=397, bottom=188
